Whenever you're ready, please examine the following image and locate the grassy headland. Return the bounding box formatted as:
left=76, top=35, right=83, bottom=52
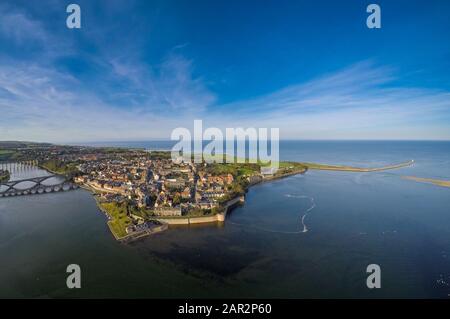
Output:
left=40, top=159, right=80, bottom=176
left=97, top=201, right=133, bottom=239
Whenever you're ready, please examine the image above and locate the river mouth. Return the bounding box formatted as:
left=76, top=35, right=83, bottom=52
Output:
left=0, top=168, right=69, bottom=196
left=1, top=142, right=450, bottom=298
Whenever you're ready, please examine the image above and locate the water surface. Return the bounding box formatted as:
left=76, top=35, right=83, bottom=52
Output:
left=1, top=141, right=449, bottom=298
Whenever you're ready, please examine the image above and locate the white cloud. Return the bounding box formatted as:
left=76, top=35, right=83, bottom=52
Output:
left=0, top=7, right=449, bottom=146
left=1, top=60, right=450, bottom=142
left=0, top=58, right=213, bottom=142
left=107, top=54, right=216, bottom=113
left=0, top=11, right=48, bottom=45
left=1, top=58, right=450, bottom=142
left=204, top=62, right=450, bottom=140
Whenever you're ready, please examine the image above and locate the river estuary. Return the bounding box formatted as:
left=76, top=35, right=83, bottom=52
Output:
left=1, top=141, right=450, bottom=298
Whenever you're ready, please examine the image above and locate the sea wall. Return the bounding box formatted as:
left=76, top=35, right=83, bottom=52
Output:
left=155, top=195, right=244, bottom=226
left=155, top=213, right=223, bottom=226
left=120, top=223, right=169, bottom=243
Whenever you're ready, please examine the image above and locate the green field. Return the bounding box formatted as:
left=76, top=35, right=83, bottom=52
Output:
left=40, top=160, right=80, bottom=176
left=0, top=149, right=18, bottom=161
left=98, top=202, right=132, bottom=239
left=205, top=162, right=260, bottom=176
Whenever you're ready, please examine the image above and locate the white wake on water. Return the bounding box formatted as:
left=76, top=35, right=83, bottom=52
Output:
left=228, top=193, right=316, bottom=234
left=285, top=194, right=316, bottom=233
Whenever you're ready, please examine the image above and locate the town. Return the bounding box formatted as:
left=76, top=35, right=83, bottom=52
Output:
left=0, top=140, right=416, bottom=241
left=0, top=142, right=307, bottom=241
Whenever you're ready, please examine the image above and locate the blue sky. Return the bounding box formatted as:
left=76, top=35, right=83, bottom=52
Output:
left=0, top=0, right=449, bottom=142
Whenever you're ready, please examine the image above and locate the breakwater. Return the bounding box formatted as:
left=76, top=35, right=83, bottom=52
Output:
left=303, top=160, right=414, bottom=172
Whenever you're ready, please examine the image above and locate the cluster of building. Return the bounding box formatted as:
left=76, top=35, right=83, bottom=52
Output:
left=74, top=152, right=238, bottom=217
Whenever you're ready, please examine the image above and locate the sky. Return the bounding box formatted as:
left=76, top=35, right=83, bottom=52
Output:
left=0, top=0, right=449, bottom=142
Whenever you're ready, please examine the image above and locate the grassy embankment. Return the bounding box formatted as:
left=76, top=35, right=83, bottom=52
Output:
left=40, top=159, right=80, bottom=176
left=97, top=201, right=132, bottom=239
left=402, top=176, right=450, bottom=189
left=0, top=149, right=18, bottom=161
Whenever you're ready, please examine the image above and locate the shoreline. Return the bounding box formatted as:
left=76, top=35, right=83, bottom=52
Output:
left=82, top=166, right=309, bottom=241
left=2, top=157, right=415, bottom=241
left=75, top=159, right=412, bottom=241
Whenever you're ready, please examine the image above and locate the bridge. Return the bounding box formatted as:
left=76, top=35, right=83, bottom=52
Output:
left=0, top=160, right=39, bottom=173
left=0, top=174, right=78, bottom=197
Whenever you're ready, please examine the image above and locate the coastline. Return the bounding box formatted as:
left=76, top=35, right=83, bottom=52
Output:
left=81, top=165, right=308, bottom=241
left=76, top=159, right=414, bottom=241
left=1, top=156, right=415, bottom=242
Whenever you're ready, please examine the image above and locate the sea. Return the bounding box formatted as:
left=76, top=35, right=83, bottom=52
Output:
left=1, top=140, right=449, bottom=298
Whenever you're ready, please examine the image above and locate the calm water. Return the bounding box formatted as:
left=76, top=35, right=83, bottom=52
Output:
left=1, top=141, right=450, bottom=298
left=0, top=164, right=64, bottom=193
